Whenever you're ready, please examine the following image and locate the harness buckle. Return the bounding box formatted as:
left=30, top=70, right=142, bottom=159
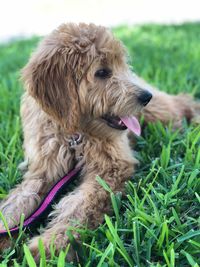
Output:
left=69, top=133, right=82, bottom=148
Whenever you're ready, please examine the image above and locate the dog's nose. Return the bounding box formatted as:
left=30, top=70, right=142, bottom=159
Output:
left=138, top=90, right=152, bottom=106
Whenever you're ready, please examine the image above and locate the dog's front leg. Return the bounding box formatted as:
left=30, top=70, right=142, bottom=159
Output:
left=0, top=145, right=75, bottom=235
left=0, top=175, right=49, bottom=253
left=0, top=177, right=45, bottom=230
left=28, top=144, right=135, bottom=262
left=28, top=177, right=112, bottom=262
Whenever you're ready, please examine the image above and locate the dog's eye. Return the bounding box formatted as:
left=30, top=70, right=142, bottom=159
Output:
left=95, top=68, right=112, bottom=79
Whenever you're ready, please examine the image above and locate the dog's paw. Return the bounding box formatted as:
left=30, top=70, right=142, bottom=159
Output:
left=28, top=237, right=42, bottom=263
left=28, top=235, right=59, bottom=263
left=0, top=201, right=22, bottom=230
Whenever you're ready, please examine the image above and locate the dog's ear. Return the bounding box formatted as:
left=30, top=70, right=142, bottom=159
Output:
left=21, top=39, right=81, bottom=133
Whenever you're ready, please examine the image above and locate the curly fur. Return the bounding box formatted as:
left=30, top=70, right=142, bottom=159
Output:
left=0, top=23, right=199, bottom=261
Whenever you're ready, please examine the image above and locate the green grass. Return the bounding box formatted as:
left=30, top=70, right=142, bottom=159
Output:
left=0, top=23, right=200, bottom=266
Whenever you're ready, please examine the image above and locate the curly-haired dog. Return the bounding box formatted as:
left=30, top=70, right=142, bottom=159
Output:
left=0, top=23, right=199, bottom=260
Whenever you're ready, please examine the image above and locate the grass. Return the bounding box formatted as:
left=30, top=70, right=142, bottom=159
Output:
left=0, top=23, right=200, bottom=266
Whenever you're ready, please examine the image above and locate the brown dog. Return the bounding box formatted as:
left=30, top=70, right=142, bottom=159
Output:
left=0, top=23, right=199, bottom=261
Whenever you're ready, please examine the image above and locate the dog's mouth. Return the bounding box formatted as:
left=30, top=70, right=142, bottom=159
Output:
left=101, top=114, right=141, bottom=136
left=102, top=115, right=127, bottom=130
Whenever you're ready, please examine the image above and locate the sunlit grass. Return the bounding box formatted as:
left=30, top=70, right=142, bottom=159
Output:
left=0, top=24, right=200, bottom=266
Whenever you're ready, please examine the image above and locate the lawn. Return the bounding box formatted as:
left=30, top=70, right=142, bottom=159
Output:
left=0, top=23, right=200, bottom=266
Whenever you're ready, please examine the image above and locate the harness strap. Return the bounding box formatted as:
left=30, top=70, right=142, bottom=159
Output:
left=0, top=166, right=81, bottom=236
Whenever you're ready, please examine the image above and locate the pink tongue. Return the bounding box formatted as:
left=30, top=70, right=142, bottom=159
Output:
left=120, top=116, right=141, bottom=136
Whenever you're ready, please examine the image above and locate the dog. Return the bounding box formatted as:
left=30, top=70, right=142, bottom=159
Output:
left=0, top=23, right=199, bottom=261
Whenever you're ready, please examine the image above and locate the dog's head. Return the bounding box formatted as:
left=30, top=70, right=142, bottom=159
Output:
left=22, top=23, right=152, bottom=136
